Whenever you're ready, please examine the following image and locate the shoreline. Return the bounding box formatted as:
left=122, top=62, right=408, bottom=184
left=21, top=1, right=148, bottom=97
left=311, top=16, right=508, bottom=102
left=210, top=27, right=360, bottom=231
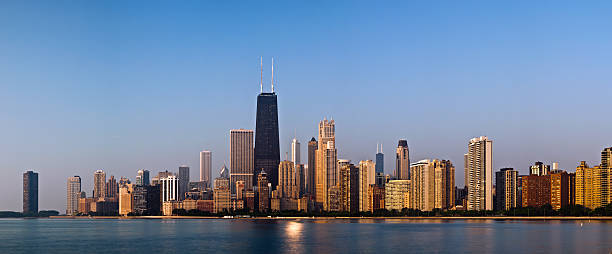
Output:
left=46, top=216, right=612, bottom=220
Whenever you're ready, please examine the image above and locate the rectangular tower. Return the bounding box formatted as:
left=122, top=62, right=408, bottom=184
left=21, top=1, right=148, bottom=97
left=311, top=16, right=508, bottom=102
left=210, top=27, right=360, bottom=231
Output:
left=200, top=151, right=212, bottom=187
left=307, top=137, right=318, bottom=195
left=67, top=176, right=81, bottom=215
left=316, top=119, right=336, bottom=210
left=178, top=165, right=190, bottom=201
left=466, top=136, right=493, bottom=211
left=495, top=168, right=518, bottom=211
left=230, top=129, right=254, bottom=194
left=23, top=171, right=39, bottom=215
left=254, top=92, right=280, bottom=190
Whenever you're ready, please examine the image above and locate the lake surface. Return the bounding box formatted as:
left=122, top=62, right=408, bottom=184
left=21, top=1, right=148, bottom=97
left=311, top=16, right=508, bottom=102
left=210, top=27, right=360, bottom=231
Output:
left=0, top=218, right=611, bottom=253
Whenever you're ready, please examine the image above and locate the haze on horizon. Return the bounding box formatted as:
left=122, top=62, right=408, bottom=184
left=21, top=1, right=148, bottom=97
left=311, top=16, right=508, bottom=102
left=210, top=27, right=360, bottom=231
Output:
left=1, top=1, right=611, bottom=212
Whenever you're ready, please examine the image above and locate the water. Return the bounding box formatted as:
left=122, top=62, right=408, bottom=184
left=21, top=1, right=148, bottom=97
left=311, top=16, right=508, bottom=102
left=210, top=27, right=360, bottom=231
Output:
left=0, top=218, right=611, bottom=253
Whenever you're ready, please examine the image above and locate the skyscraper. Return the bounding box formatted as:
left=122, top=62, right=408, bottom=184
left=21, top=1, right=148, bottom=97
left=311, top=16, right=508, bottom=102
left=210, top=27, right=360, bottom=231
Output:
left=93, top=170, right=106, bottom=200
left=257, top=172, right=270, bottom=213
left=67, top=176, right=81, bottom=215
left=23, top=170, right=38, bottom=215
left=278, top=160, right=298, bottom=199
left=359, top=160, right=376, bottom=212
left=395, top=140, right=410, bottom=180
left=136, top=169, right=150, bottom=186
left=307, top=137, right=317, bottom=195
left=254, top=63, right=280, bottom=190
left=200, top=151, right=212, bottom=187
left=106, top=175, right=118, bottom=199
left=466, top=136, right=493, bottom=211
left=316, top=118, right=337, bottom=210
left=230, top=129, right=254, bottom=193
left=339, top=163, right=359, bottom=213
left=495, top=168, right=518, bottom=211
left=375, top=143, right=384, bottom=174
left=601, top=147, right=612, bottom=205
left=291, top=137, right=301, bottom=165
left=178, top=165, right=190, bottom=201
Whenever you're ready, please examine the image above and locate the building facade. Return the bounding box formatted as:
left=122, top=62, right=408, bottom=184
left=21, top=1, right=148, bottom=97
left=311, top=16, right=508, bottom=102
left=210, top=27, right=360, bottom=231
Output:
left=395, top=140, right=410, bottom=180
left=178, top=166, right=190, bottom=201
left=307, top=137, right=317, bottom=196
left=359, top=160, right=375, bottom=212
left=466, top=136, right=493, bottom=211
left=521, top=174, right=551, bottom=208
left=93, top=170, right=106, bottom=200
left=66, top=176, right=81, bottom=215
left=230, top=129, right=254, bottom=194
left=385, top=180, right=411, bottom=211
left=23, top=171, right=39, bottom=215
left=200, top=150, right=212, bottom=187
left=136, top=170, right=150, bottom=186
left=291, top=137, right=301, bottom=165
left=316, top=118, right=337, bottom=210
left=495, top=168, right=518, bottom=211
left=161, top=175, right=179, bottom=203
left=254, top=91, right=280, bottom=190
left=376, top=143, right=384, bottom=174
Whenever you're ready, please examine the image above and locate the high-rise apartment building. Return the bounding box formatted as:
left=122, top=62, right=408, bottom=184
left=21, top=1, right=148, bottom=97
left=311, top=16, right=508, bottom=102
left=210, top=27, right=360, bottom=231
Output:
left=601, top=147, right=612, bottom=205
left=257, top=172, right=270, bottom=213
left=133, top=185, right=161, bottom=216
left=178, top=165, right=190, bottom=200
left=23, top=171, right=38, bottom=215
left=67, top=176, right=81, bottom=215
left=254, top=79, right=280, bottom=190
left=410, top=160, right=434, bottom=211
left=359, top=160, right=375, bottom=212
left=295, top=164, right=305, bottom=197
left=385, top=180, right=411, bottom=211
left=339, top=163, right=359, bottom=213
left=161, top=175, right=179, bottom=202
left=495, top=168, right=518, bottom=211
left=521, top=174, right=551, bottom=208
left=136, top=170, right=150, bottom=186
left=395, top=140, right=410, bottom=180
left=119, top=183, right=134, bottom=216
left=316, top=118, right=337, bottom=210
left=106, top=175, right=118, bottom=200
left=376, top=143, right=384, bottom=174
left=291, top=137, right=301, bottom=165
left=550, top=171, right=571, bottom=210
left=369, top=185, right=385, bottom=212
left=200, top=151, right=212, bottom=187
left=307, top=137, right=317, bottom=195
left=466, top=136, right=493, bottom=211
left=93, top=170, right=106, bottom=200
left=230, top=129, right=254, bottom=194
left=434, top=160, right=455, bottom=210
left=575, top=161, right=604, bottom=209
left=278, top=161, right=298, bottom=199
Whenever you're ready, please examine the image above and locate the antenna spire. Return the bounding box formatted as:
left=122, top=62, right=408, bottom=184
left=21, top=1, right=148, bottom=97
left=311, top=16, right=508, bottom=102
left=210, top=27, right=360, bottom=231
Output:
left=260, top=56, right=263, bottom=93
left=271, top=57, right=274, bottom=93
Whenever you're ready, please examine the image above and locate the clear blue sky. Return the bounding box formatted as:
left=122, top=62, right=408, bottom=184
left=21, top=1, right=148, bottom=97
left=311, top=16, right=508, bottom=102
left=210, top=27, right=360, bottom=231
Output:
left=1, top=1, right=611, bottom=211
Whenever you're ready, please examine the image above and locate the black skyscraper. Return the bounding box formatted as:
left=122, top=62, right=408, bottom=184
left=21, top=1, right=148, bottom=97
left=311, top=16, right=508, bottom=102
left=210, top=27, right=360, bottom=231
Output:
left=23, top=170, right=38, bottom=215
left=254, top=92, right=280, bottom=189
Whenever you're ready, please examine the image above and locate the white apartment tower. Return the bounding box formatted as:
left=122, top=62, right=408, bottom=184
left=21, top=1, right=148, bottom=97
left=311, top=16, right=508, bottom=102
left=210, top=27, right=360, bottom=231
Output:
left=466, top=136, right=493, bottom=211
left=66, top=176, right=81, bottom=215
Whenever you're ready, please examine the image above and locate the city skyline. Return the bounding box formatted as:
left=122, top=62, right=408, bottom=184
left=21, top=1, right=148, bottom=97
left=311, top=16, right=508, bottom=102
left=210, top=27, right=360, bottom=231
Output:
left=2, top=1, right=612, bottom=212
